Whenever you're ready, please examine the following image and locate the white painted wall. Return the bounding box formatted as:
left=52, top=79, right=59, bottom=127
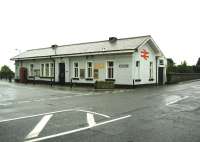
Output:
left=133, top=42, right=157, bottom=85
left=68, top=53, right=133, bottom=85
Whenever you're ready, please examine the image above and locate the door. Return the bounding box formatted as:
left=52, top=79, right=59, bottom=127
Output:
left=158, top=67, right=164, bottom=85
left=59, top=63, right=65, bottom=84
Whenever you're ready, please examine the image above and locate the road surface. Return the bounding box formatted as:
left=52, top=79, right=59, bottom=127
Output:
left=0, top=80, right=200, bottom=142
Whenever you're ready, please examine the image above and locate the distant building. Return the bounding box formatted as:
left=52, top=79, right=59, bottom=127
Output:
left=11, top=35, right=167, bottom=86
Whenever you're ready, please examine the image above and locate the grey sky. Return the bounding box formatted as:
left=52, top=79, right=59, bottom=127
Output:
left=0, top=0, right=199, bottom=70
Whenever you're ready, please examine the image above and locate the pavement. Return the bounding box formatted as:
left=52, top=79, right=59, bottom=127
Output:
left=0, top=80, right=200, bottom=142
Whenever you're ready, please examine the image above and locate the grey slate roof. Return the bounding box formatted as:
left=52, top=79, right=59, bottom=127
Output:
left=11, top=35, right=153, bottom=60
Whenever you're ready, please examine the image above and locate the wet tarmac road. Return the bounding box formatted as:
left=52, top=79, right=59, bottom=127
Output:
left=0, top=80, right=200, bottom=142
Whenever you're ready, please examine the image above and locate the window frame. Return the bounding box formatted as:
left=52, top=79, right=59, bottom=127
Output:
left=50, top=63, right=54, bottom=77
left=73, top=62, right=79, bottom=78
left=106, top=61, right=114, bottom=79
left=45, top=63, right=50, bottom=77
left=40, top=64, right=44, bottom=77
left=136, top=60, right=140, bottom=80
left=159, top=59, right=164, bottom=65
left=149, top=61, right=153, bottom=79
left=86, top=61, right=93, bottom=79
left=29, top=64, right=34, bottom=76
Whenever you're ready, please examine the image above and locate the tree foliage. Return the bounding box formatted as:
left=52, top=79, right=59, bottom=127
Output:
left=167, top=59, right=200, bottom=73
left=0, top=65, right=14, bottom=79
left=196, top=57, right=200, bottom=66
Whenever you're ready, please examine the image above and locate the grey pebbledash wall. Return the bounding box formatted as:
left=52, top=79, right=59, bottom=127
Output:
left=167, top=73, right=200, bottom=84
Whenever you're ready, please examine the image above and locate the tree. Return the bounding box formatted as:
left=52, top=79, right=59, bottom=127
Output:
left=167, top=58, right=176, bottom=73
left=194, top=57, right=200, bottom=73
left=196, top=57, right=200, bottom=66
left=0, top=65, right=14, bottom=79
left=167, top=58, right=175, bottom=67
left=176, top=60, right=193, bottom=73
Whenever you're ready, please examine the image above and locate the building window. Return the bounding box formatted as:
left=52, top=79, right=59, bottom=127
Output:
left=136, top=61, right=140, bottom=67
left=87, top=62, right=93, bottom=78
left=50, top=63, right=54, bottom=77
left=159, top=59, right=164, bottom=65
left=45, top=63, right=49, bottom=77
left=136, top=61, right=140, bottom=79
left=150, top=62, right=153, bottom=79
left=15, top=62, right=19, bottom=79
left=34, top=69, right=40, bottom=77
left=29, top=64, right=34, bottom=76
left=41, top=64, right=44, bottom=77
left=73, top=62, right=79, bottom=78
left=107, top=61, right=114, bottom=79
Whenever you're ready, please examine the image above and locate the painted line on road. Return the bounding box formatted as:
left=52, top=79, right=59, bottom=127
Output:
left=76, top=109, right=110, bottom=118
left=24, top=115, right=132, bottom=142
left=0, top=108, right=110, bottom=124
left=0, top=108, right=76, bottom=123
left=87, top=113, right=96, bottom=127
left=26, top=114, right=53, bottom=139
left=166, top=96, right=189, bottom=106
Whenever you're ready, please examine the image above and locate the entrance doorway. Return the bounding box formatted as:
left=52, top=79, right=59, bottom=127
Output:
left=158, top=67, right=164, bottom=85
left=59, top=63, right=65, bottom=84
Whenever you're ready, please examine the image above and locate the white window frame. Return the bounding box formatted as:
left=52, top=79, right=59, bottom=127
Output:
left=50, top=63, right=54, bottom=77
left=86, top=61, right=93, bottom=78
left=136, top=61, right=140, bottom=79
left=149, top=61, right=153, bottom=79
left=29, top=64, right=34, bottom=76
left=73, top=62, right=79, bottom=78
left=45, top=63, right=50, bottom=77
left=159, top=59, right=164, bottom=65
left=40, top=64, right=44, bottom=77
left=106, top=61, right=114, bottom=79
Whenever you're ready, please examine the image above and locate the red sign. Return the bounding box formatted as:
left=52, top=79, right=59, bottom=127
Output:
left=140, top=49, right=149, bottom=60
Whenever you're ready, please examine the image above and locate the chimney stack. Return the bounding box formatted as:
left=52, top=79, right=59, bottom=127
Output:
left=109, top=37, right=118, bottom=43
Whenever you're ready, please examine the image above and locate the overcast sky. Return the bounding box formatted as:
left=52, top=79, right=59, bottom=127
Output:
left=0, top=0, right=199, bottom=70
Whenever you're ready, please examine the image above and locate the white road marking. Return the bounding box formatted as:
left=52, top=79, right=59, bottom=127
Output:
left=166, top=96, right=189, bottom=106
left=76, top=109, right=110, bottom=118
left=26, top=114, right=53, bottom=139
left=0, top=108, right=75, bottom=123
left=24, top=115, right=131, bottom=142
left=12, top=93, right=96, bottom=105
left=0, top=108, right=100, bottom=123
left=87, top=113, right=96, bottom=127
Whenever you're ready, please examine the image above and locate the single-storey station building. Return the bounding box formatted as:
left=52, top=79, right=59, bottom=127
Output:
left=11, top=35, right=167, bottom=87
